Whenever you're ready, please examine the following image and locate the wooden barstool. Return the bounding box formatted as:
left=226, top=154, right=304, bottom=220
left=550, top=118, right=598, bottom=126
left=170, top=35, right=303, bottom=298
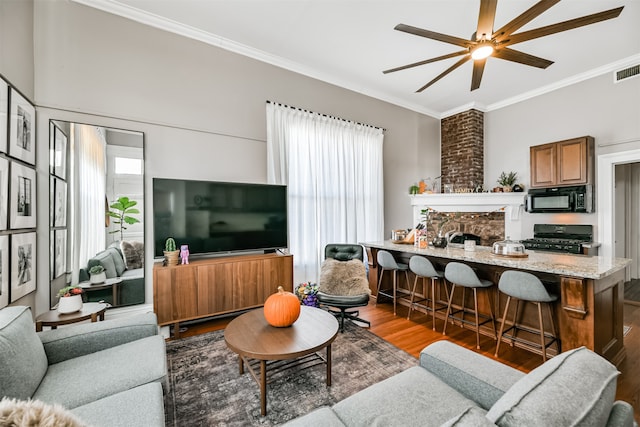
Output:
left=376, top=250, right=410, bottom=315
left=407, top=256, right=448, bottom=330
left=443, top=262, right=497, bottom=350
left=495, top=270, right=560, bottom=362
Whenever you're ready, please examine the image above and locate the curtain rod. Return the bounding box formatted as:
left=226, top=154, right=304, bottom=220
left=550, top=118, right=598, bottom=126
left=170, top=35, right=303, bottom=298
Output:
left=266, top=100, right=385, bottom=131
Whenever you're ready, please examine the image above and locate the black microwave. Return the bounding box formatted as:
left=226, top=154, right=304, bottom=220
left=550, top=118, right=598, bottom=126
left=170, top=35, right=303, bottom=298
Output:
left=525, top=185, right=593, bottom=213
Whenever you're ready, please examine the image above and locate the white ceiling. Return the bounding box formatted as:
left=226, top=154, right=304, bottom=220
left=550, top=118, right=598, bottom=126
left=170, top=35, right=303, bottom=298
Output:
left=77, top=0, right=640, bottom=118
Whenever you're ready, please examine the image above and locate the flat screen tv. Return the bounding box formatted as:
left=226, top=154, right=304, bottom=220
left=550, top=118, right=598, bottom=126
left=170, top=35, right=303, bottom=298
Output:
left=153, top=178, right=288, bottom=258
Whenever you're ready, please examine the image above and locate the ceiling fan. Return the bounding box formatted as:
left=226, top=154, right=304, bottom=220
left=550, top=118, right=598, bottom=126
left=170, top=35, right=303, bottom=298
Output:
left=383, top=0, right=624, bottom=92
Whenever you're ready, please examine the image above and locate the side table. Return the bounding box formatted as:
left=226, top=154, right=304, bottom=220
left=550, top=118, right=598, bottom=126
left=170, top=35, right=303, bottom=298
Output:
left=35, top=302, right=108, bottom=332
left=79, top=277, right=123, bottom=306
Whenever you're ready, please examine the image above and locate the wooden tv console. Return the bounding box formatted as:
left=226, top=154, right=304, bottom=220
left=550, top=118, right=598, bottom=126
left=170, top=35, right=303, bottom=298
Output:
left=153, top=253, right=293, bottom=338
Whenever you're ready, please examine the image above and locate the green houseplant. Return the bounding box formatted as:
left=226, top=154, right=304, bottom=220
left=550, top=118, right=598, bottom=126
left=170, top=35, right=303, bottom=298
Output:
left=108, top=196, right=141, bottom=241
left=164, top=237, right=180, bottom=266
left=497, top=171, right=518, bottom=191
left=89, top=264, right=106, bottom=284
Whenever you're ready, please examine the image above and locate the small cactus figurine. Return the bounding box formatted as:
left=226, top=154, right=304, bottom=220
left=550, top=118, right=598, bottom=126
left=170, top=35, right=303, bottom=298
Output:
left=165, top=237, right=177, bottom=252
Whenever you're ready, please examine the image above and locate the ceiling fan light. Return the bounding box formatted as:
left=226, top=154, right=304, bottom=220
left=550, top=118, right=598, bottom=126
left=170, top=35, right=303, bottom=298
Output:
left=471, top=44, right=494, bottom=60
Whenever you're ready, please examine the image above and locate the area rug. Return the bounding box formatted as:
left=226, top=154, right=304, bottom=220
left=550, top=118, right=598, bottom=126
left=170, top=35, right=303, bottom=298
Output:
left=164, top=321, right=417, bottom=426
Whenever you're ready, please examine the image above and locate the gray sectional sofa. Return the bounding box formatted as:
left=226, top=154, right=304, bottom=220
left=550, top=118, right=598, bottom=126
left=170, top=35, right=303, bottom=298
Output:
left=0, top=306, right=167, bottom=426
left=284, top=340, right=636, bottom=427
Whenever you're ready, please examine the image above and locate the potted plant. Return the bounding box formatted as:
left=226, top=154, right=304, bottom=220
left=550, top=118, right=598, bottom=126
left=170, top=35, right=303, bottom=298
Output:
left=164, top=237, right=180, bottom=266
left=89, top=265, right=106, bottom=284
left=57, top=285, right=84, bottom=314
left=497, top=171, right=518, bottom=192
left=107, top=196, right=141, bottom=241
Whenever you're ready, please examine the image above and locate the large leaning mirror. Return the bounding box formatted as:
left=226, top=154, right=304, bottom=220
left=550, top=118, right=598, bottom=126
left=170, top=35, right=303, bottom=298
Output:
left=49, top=120, right=145, bottom=309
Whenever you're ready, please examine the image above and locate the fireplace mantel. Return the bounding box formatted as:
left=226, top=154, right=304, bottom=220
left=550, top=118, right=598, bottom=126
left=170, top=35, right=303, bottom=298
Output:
left=409, top=193, right=525, bottom=213
left=410, top=192, right=526, bottom=240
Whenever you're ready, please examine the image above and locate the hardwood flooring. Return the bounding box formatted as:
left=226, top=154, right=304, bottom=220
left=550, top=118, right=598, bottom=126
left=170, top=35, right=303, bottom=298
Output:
left=175, top=301, right=640, bottom=423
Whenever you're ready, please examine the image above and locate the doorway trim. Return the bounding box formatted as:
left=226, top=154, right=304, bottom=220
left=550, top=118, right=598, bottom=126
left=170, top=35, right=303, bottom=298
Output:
left=598, top=148, right=640, bottom=259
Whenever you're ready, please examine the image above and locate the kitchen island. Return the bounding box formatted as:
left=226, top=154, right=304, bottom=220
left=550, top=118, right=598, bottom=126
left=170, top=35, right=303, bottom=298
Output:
left=363, top=241, right=631, bottom=365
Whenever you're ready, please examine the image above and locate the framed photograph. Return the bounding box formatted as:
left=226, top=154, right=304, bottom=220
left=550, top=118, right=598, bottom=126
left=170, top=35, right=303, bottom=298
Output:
left=54, top=178, right=67, bottom=227
left=50, top=230, right=54, bottom=279
left=10, top=232, right=36, bottom=302
left=8, top=88, right=36, bottom=165
left=10, top=162, right=36, bottom=229
left=0, top=235, right=8, bottom=309
left=49, top=121, right=55, bottom=174
left=0, top=78, right=8, bottom=154
left=0, top=157, right=8, bottom=231
left=54, top=125, right=67, bottom=179
left=54, top=229, right=67, bottom=279
left=49, top=175, right=55, bottom=227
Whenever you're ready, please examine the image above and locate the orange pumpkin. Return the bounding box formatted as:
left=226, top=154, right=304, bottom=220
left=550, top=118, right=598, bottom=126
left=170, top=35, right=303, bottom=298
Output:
left=264, top=286, right=301, bottom=327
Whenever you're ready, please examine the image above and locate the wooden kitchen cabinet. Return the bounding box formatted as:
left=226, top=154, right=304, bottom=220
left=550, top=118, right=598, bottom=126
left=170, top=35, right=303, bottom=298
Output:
left=153, top=253, right=293, bottom=337
left=530, top=136, right=594, bottom=188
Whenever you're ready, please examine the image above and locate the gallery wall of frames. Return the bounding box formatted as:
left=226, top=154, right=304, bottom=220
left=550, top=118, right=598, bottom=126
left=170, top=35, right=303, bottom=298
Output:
left=0, top=75, right=40, bottom=309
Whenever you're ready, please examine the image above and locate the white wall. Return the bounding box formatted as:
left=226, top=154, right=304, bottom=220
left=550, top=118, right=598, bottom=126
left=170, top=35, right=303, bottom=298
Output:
left=29, top=1, right=440, bottom=314
left=485, top=72, right=640, bottom=240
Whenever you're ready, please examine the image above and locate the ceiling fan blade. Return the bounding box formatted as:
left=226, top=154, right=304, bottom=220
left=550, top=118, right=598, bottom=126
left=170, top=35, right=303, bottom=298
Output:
left=476, top=0, right=498, bottom=40
left=493, top=47, right=554, bottom=69
left=395, top=23, right=473, bottom=48
left=416, top=56, right=471, bottom=93
left=493, top=0, right=560, bottom=41
left=471, top=59, right=487, bottom=91
left=383, top=50, right=469, bottom=74
left=505, top=6, right=624, bottom=46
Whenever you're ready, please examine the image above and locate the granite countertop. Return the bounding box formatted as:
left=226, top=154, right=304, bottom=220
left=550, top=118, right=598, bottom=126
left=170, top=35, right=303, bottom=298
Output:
left=362, top=240, right=631, bottom=280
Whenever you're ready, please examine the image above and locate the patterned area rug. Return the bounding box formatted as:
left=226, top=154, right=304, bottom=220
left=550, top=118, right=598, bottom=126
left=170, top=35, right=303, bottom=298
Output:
left=164, top=321, right=417, bottom=426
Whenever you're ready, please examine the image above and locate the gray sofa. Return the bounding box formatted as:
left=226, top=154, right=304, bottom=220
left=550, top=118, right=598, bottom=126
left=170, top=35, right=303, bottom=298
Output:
left=79, top=242, right=145, bottom=306
left=285, top=340, right=636, bottom=427
left=0, top=306, right=167, bottom=426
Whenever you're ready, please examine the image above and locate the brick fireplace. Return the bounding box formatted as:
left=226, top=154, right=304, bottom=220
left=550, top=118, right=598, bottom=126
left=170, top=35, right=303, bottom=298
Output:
left=441, top=109, right=484, bottom=191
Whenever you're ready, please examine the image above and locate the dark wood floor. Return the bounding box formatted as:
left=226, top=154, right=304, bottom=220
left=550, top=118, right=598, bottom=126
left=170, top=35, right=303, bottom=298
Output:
left=176, top=301, right=640, bottom=423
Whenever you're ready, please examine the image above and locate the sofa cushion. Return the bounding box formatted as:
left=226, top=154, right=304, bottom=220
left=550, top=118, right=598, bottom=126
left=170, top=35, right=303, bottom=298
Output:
left=281, top=407, right=347, bottom=427
left=108, top=247, right=127, bottom=277
left=441, top=407, right=495, bottom=427
left=71, top=383, right=165, bottom=427
left=332, top=366, right=477, bottom=427
left=88, top=250, right=118, bottom=279
left=0, top=397, right=87, bottom=427
left=33, top=335, right=167, bottom=409
left=120, top=241, right=144, bottom=270
left=486, top=346, right=619, bottom=426
left=0, top=307, right=48, bottom=400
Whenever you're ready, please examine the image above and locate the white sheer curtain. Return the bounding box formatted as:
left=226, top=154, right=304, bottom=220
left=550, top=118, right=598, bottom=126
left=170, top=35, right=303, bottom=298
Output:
left=70, top=124, right=106, bottom=281
left=267, top=103, right=384, bottom=283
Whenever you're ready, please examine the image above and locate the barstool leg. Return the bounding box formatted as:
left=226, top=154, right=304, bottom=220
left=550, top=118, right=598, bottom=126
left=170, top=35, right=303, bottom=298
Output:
left=547, top=303, right=560, bottom=353
left=473, top=288, right=480, bottom=350
left=442, top=284, right=457, bottom=336
left=431, top=278, right=437, bottom=331
left=495, top=296, right=512, bottom=357
left=392, top=270, right=397, bottom=316
left=510, top=299, right=520, bottom=347
left=407, top=275, right=419, bottom=320
left=375, top=268, right=385, bottom=307
left=537, top=302, right=547, bottom=362
left=486, top=288, right=498, bottom=339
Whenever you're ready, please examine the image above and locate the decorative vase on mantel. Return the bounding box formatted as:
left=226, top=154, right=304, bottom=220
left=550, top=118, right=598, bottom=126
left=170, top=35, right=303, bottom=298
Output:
left=58, top=294, right=83, bottom=314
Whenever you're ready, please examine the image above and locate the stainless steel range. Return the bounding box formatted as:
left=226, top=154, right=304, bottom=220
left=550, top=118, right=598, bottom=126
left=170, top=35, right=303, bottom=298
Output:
left=521, top=224, right=594, bottom=255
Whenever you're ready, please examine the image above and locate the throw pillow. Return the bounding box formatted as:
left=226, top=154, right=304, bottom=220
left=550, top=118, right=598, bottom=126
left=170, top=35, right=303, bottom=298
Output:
left=486, top=346, right=619, bottom=426
left=319, top=258, right=371, bottom=296
left=120, top=241, right=144, bottom=270
left=0, top=397, right=88, bottom=427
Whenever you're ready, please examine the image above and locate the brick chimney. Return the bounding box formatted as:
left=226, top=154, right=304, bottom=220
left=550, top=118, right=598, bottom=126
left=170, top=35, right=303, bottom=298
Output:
left=440, top=109, right=484, bottom=191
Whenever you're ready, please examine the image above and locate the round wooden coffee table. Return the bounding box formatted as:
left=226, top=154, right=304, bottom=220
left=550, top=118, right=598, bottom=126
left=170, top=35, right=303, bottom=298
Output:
left=224, top=306, right=339, bottom=416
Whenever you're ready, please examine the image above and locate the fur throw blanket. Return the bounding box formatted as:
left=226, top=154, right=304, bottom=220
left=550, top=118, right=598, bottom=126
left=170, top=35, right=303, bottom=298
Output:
left=0, top=397, right=88, bottom=427
left=319, top=258, right=371, bottom=296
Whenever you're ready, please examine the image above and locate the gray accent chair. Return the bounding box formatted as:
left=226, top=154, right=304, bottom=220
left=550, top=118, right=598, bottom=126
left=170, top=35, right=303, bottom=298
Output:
left=407, top=255, right=446, bottom=329
left=0, top=306, right=167, bottom=426
left=317, top=244, right=371, bottom=332
left=283, top=340, right=637, bottom=426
